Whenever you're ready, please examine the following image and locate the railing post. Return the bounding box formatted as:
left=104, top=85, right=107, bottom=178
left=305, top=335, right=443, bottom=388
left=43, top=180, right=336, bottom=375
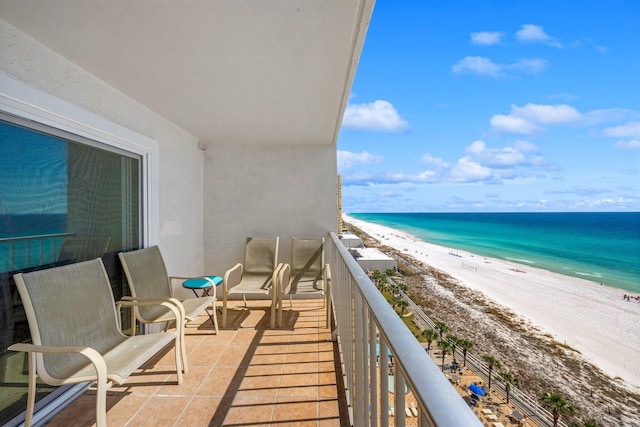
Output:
left=354, top=290, right=365, bottom=427
left=369, top=320, right=378, bottom=427
left=395, top=369, right=406, bottom=427
left=380, top=338, right=389, bottom=427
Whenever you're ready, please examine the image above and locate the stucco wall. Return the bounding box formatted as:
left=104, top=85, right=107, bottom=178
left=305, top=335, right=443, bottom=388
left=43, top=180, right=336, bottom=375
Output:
left=203, top=143, right=338, bottom=274
left=1, top=20, right=340, bottom=291
left=0, top=20, right=205, bottom=295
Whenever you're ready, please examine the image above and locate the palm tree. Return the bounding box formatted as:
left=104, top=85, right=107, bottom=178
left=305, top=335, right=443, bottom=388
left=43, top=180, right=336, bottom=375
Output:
left=538, top=391, right=575, bottom=427
left=372, top=270, right=387, bottom=291
left=482, top=354, right=501, bottom=391
left=438, top=339, right=453, bottom=372
left=446, top=334, right=459, bottom=361
left=435, top=321, right=448, bottom=338
left=422, top=329, right=439, bottom=354
left=397, top=299, right=409, bottom=317
left=458, top=339, right=473, bottom=367
left=389, top=296, right=398, bottom=309
left=498, top=371, right=518, bottom=404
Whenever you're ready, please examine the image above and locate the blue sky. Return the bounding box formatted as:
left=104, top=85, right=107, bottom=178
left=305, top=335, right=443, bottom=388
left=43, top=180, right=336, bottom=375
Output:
left=337, top=0, right=640, bottom=213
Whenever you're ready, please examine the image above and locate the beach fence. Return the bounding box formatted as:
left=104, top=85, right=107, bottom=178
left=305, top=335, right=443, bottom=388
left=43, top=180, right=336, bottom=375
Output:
left=401, top=291, right=567, bottom=427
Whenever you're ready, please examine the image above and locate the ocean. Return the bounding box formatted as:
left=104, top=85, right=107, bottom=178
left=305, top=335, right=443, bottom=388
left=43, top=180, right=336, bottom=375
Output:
left=348, top=212, right=640, bottom=294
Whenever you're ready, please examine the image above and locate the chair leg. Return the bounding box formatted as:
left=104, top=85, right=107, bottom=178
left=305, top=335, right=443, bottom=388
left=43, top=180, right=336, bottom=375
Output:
left=95, top=378, right=108, bottom=427
left=24, top=352, right=36, bottom=427
left=270, top=301, right=276, bottom=329
left=180, top=323, right=188, bottom=373
left=222, top=296, right=228, bottom=329
left=212, top=301, right=219, bottom=334
left=172, top=327, right=185, bottom=383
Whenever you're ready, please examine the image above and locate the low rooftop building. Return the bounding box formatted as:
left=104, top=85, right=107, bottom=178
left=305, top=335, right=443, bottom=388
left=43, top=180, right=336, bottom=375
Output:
left=349, top=246, right=397, bottom=272
left=338, top=232, right=363, bottom=248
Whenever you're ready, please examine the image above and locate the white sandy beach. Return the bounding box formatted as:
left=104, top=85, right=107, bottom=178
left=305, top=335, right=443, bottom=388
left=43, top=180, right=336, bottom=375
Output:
left=344, top=214, right=640, bottom=393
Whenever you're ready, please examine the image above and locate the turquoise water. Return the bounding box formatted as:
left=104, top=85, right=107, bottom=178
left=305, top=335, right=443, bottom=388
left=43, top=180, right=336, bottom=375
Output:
left=349, top=212, right=640, bottom=294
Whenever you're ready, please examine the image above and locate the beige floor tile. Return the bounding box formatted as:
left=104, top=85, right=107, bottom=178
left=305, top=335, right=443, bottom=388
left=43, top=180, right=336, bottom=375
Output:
left=127, top=395, right=191, bottom=427
left=175, top=396, right=224, bottom=427
left=41, top=298, right=345, bottom=427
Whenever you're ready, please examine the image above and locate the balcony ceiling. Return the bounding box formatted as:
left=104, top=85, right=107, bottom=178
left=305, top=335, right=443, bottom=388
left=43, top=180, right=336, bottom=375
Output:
left=0, top=0, right=374, bottom=145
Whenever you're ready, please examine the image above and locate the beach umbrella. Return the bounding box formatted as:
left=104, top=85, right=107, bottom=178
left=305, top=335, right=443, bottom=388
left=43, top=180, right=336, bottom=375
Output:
left=512, top=410, right=524, bottom=421
left=469, top=384, right=486, bottom=396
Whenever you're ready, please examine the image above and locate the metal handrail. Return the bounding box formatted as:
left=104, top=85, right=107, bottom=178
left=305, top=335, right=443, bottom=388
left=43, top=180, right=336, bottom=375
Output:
left=328, top=232, right=482, bottom=427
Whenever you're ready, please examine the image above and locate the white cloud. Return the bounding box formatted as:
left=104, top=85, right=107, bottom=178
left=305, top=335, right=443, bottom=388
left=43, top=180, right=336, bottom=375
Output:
left=470, top=31, right=504, bottom=45
left=512, top=103, right=582, bottom=124
left=615, top=139, right=640, bottom=149
left=465, top=140, right=533, bottom=167
left=449, top=158, right=494, bottom=183
left=452, top=56, right=501, bottom=77
left=515, top=24, right=562, bottom=47
left=337, top=150, right=383, bottom=171
left=342, top=140, right=547, bottom=186
left=342, top=100, right=409, bottom=132
left=490, top=114, right=539, bottom=134
left=582, top=109, right=640, bottom=125
left=603, top=121, right=640, bottom=138
left=452, top=56, right=547, bottom=78
left=491, top=103, right=582, bottom=134
left=420, top=154, right=448, bottom=167
left=507, top=58, right=548, bottom=75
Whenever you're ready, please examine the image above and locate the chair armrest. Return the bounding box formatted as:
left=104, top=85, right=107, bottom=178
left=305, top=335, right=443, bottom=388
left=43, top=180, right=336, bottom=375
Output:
left=9, top=343, right=108, bottom=381
left=223, top=263, right=243, bottom=294
left=277, top=263, right=291, bottom=296
left=202, top=276, right=219, bottom=299
left=324, top=264, right=331, bottom=281
left=116, top=298, right=185, bottom=331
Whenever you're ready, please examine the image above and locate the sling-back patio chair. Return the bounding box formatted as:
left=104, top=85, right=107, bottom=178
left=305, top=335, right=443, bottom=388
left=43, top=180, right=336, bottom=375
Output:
left=9, top=258, right=183, bottom=427
left=277, top=237, right=330, bottom=327
left=222, top=237, right=281, bottom=329
left=118, top=246, right=219, bottom=372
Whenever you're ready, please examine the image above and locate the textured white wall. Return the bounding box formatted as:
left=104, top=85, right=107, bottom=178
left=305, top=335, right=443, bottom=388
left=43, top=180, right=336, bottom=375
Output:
left=0, top=21, right=205, bottom=296
left=202, top=143, right=337, bottom=274
left=1, top=20, right=340, bottom=290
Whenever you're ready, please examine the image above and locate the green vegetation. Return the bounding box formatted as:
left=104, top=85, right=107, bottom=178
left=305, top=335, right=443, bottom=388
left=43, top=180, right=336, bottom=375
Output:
left=539, top=391, right=575, bottom=427
left=482, top=354, right=501, bottom=392
left=498, top=371, right=519, bottom=404
left=458, top=339, right=473, bottom=367
left=421, top=329, right=439, bottom=353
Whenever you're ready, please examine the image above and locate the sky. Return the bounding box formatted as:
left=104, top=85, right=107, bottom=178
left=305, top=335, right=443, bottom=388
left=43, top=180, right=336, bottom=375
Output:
left=337, top=0, right=640, bottom=213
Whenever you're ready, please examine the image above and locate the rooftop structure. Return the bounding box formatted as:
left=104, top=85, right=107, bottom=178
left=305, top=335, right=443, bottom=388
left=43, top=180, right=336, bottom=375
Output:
left=349, top=247, right=398, bottom=272
left=339, top=233, right=364, bottom=249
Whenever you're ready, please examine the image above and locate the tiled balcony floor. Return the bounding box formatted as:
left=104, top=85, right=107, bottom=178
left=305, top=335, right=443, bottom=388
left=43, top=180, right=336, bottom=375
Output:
left=44, top=299, right=347, bottom=426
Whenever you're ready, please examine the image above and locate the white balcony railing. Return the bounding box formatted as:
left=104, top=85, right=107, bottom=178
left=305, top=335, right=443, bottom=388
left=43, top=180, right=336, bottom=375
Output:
left=327, top=232, right=482, bottom=427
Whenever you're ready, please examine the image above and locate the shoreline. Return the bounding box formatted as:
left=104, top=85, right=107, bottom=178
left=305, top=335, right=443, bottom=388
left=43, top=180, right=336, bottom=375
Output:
left=344, top=214, right=640, bottom=393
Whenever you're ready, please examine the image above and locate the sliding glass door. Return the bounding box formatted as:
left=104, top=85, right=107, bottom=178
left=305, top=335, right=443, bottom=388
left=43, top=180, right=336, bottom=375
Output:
left=0, top=115, right=141, bottom=424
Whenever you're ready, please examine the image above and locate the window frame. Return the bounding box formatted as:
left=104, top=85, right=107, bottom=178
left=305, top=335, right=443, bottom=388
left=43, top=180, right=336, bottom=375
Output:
left=0, top=73, right=159, bottom=247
